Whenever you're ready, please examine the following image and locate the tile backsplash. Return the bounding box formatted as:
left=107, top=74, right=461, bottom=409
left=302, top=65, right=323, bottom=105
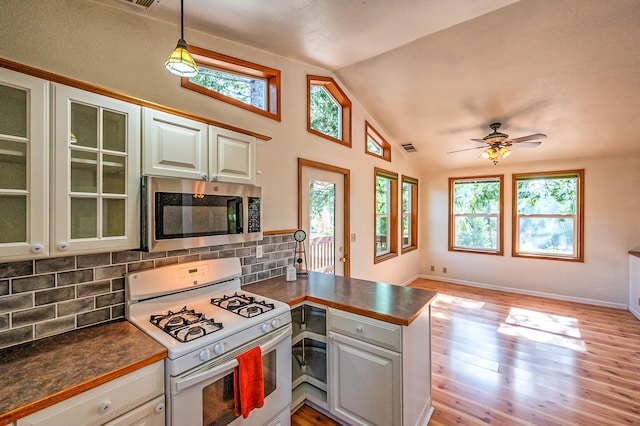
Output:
left=0, top=233, right=294, bottom=349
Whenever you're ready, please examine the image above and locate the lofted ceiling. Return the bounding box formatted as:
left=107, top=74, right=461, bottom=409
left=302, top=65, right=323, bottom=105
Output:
left=105, top=0, right=640, bottom=171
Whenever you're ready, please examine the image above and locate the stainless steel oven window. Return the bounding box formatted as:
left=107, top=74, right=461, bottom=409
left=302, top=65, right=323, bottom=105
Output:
left=202, top=350, right=277, bottom=426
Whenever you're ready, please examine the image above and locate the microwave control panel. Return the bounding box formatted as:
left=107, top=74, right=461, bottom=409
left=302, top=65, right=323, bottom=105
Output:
left=247, top=197, right=261, bottom=233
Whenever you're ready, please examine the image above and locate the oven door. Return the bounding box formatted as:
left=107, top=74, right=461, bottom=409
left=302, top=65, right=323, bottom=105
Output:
left=170, top=324, right=292, bottom=426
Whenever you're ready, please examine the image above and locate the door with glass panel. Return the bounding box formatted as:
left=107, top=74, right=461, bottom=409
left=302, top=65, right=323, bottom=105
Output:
left=52, top=84, right=140, bottom=255
left=299, top=159, right=350, bottom=277
left=0, top=68, right=49, bottom=260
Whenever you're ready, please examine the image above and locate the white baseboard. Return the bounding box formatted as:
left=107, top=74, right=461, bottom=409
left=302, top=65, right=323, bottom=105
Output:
left=400, top=274, right=420, bottom=287
left=417, top=274, right=628, bottom=310
left=629, top=304, right=640, bottom=320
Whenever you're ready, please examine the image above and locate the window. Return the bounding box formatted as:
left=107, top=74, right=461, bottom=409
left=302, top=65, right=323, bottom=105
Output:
left=449, top=175, right=504, bottom=255
left=513, top=170, right=584, bottom=261
left=182, top=45, right=281, bottom=121
left=375, top=168, right=398, bottom=262
left=401, top=176, right=418, bottom=253
left=307, top=75, right=352, bottom=147
left=365, top=121, right=391, bottom=161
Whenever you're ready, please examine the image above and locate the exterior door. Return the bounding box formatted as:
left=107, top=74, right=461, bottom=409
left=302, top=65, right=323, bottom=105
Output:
left=298, top=159, right=350, bottom=277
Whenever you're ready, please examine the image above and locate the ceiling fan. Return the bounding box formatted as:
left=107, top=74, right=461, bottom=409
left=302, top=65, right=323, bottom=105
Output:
left=447, top=122, right=546, bottom=164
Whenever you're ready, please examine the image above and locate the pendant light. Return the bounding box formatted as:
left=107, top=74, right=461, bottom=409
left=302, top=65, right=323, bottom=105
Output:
left=164, top=0, right=199, bottom=77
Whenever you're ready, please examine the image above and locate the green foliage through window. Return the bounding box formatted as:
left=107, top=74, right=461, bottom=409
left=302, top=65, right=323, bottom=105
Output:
left=189, top=67, right=266, bottom=110
left=451, top=178, right=501, bottom=252
left=310, top=85, right=340, bottom=140
left=515, top=174, right=581, bottom=258
left=309, top=180, right=335, bottom=237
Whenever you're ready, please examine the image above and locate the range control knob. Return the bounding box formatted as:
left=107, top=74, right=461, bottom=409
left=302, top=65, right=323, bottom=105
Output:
left=261, top=323, right=271, bottom=333
left=213, top=343, right=224, bottom=355
left=198, top=349, right=211, bottom=362
left=271, top=318, right=281, bottom=328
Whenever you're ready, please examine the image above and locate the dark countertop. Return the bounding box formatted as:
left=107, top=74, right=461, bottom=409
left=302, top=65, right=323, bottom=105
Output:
left=243, top=272, right=437, bottom=326
left=0, top=320, right=167, bottom=425
left=630, top=251, right=640, bottom=258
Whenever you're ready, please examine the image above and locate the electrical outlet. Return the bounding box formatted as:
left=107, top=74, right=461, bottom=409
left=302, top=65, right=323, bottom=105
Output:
left=443, top=267, right=447, bottom=273
left=256, top=245, right=263, bottom=259
left=430, top=265, right=435, bottom=272
left=351, top=233, right=357, bottom=242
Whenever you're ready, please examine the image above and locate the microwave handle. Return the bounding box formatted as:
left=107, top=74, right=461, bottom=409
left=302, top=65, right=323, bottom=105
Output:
left=173, top=324, right=291, bottom=392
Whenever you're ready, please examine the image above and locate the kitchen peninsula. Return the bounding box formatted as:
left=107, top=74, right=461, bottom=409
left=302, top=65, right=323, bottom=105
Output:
left=244, top=272, right=437, bottom=426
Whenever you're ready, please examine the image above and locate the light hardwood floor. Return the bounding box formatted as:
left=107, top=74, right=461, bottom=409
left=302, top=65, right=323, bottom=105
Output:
left=292, top=279, right=640, bottom=425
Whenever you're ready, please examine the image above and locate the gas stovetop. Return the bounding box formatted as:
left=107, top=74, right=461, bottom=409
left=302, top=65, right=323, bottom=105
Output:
left=125, top=258, right=291, bottom=367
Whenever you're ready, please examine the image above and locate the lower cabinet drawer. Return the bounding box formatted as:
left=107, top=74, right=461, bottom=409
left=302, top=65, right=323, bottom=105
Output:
left=103, top=395, right=165, bottom=426
left=328, top=308, right=402, bottom=352
left=17, top=361, right=164, bottom=426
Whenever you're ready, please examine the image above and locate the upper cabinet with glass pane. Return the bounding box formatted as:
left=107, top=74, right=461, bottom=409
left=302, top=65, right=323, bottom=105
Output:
left=0, top=68, right=49, bottom=260
left=52, top=84, right=140, bottom=256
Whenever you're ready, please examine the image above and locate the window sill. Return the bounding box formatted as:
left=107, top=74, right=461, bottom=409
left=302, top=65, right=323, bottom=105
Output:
left=374, top=252, right=398, bottom=264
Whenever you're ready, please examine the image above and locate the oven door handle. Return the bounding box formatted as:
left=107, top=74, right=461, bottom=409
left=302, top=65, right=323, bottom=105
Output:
left=173, top=324, right=291, bottom=393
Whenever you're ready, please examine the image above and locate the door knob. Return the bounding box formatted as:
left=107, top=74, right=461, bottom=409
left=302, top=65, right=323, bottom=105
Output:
left=339, top=256, right=347, bottom=263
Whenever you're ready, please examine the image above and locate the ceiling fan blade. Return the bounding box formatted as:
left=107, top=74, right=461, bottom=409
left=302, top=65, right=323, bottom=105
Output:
left=447, top=146, right=487, bottom=154
left=509, top=141, right=542, bottom=148
left=470, top=138, right=487, bottom=143
left=508, top=133, right=547, bottom=143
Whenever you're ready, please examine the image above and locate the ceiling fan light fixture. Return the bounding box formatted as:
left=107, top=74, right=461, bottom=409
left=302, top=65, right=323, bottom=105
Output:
left=499, top=147, right=511, bottom=158
left=164, top=0, right=199, bottom=78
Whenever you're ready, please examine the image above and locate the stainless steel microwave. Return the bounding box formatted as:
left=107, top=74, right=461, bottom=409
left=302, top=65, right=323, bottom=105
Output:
left=141, top=176, right=262, bottom=252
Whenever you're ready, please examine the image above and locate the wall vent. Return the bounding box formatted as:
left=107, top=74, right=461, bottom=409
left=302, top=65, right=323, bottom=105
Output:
left=401, top=143, right=417, bottom=152
left=115, top=0, right=160, bottom=9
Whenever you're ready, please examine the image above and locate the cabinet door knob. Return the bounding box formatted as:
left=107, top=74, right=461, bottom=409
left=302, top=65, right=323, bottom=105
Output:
left=201, top=174, right=208, bottom=180
left=57, top=242, right=69, bottom=251
left=98, top=401, right=112, bottom=414
left=155, top=402, right=165, bottom=414
left=31, top=244, right=44, bottom=254
left=356, top=326, right=364, bottom=333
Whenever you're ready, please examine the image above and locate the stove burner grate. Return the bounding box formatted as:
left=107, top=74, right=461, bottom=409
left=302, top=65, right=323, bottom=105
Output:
left=211, top=292, right=275, bottom=318
left=150, top=306, right=223, bottom=342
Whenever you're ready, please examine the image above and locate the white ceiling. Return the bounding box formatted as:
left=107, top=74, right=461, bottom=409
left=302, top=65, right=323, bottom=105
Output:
left=110, top=0, right=640, bottom=171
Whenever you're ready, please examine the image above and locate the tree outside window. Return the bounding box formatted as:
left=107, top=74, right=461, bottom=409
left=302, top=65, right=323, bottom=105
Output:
left=449, top=175, right=503, bottom=255
left=307, top=76, right=352, bottom=147
left=401, top=176, right=418, bottom=253
left=375, top=168, right=398, bottom=262
left=513, top=170, right=584, bottom=261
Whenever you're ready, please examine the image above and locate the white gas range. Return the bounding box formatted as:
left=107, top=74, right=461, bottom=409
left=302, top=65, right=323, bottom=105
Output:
left=126, top=258, right=292, bottom=426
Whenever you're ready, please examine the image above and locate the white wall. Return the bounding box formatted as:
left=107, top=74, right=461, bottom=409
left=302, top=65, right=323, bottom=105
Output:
left=420, top=155, right=640, bottom=307
left=630, top=254, right=640, bottom=319
left=0, top=0, right=421, bottom=285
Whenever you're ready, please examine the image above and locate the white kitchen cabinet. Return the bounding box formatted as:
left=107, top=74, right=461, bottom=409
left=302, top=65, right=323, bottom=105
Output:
left=141, top=107, right=256, bottom=184
left=17, top=361, right=164, bottom=426
left=142, top=108, right=208, bottom=180
left=208, top=125, right=256, bottom=184
left=327, top=307, right=433, bottom=426
left=0, top=68, right=49, bottom=261
left=51, top=84, right=140, bottom=256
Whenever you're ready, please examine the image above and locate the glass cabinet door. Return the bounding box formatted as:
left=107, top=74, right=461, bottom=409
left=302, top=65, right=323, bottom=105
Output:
left=53, top=84, right=140, bottom=255
left=0, top=68, right=48, bottom=260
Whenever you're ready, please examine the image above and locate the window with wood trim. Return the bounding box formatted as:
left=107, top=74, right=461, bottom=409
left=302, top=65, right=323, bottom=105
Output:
left=449, top=175, right=504, bottom=255
left=182, top=45, right=281, bottom=121
left=401, top=176, right=418, bottom=253
left=513, top=170, right=584, bottom=261
left=375, top=168, right=398, bottom=262
left=307, top=75, right=352, bottom=147
left=365, top=121, right=391, bottom=161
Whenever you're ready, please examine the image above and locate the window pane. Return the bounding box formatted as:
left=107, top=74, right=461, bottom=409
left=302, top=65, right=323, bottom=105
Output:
left=103, top=198, right=126, bottom=237
left=402, top=215, right=411, bottom=247
left=310, top=85, right=340, bottom=139
left=103, top=110, right=126, bottom=152
left=0, top=139, right=27, bottom=190
left=454, top=180, right=500, bottom=214
left=518, top=217, right=575, bottom=256
left=367, top=136, right=383, bottom=155
left=0, top=195, right=26, bottom=243
left=517, top=177, right=577, bottom=215
left=0, top=83, right=27, bottom=138
left=70, top=102, right=98, bottom=148
left=376, top=215, right=389, bottom=255
left=376, top=176, right=390, bottom=214
left=189, top=67, right=267, bottom=110
left=71, top=150, right=98, bottom=193
left=454, top=216, right=498, bottom=250
left=71, top=197, right=97, bottom=239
